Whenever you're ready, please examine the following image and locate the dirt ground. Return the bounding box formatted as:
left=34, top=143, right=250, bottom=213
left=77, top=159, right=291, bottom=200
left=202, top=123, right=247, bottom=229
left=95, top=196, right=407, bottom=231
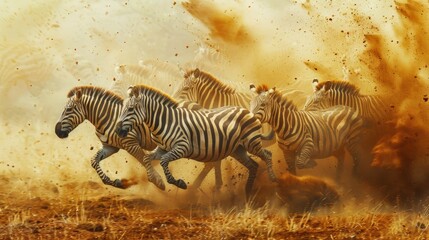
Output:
left=1, top=179, right=428, bottom=240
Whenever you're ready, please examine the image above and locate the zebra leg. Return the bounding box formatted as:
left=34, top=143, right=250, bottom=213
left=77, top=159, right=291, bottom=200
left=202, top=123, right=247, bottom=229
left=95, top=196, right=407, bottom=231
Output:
left=159, top=149, right=187, bottom=189
left=213, top=161, right=223, bottom=191
left=91, top=145, right=121, bottom=188
left=282, top=149, right=297, bottom=175
left=333, top=147, right=346, bottom=181
left=191, top=163, right=214, bottom=189
left=126, top=146, right=166, bottom=191
left=192, top=162, right=223, bottom=190
left=254, top=148, right=277, bottom=182
left=231, top=146, right=259, bottom=199
left=346, top=140, right=361, bottom=177
left=296, top=141, right=315, bottom=169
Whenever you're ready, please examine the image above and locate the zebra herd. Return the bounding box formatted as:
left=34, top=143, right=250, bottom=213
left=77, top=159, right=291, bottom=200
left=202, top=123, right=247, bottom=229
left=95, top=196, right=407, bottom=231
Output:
left=55, top=68, right=391, bottom=197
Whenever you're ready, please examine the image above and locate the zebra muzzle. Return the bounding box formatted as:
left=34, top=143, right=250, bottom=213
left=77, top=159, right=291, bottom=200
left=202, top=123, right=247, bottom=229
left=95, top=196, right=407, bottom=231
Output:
left=115, top=121, right=129, bottom=138
left=55, top=122, right=69, bottom=139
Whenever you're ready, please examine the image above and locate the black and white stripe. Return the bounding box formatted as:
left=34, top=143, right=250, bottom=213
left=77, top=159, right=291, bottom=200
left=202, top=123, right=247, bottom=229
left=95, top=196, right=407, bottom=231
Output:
left=250, top=85, right=363, bottom=179
left=304, top=80, right=389, bottom=126
left=173, top=68, right=257, bottom=190
left=55, top=86, right=165, bottom=190
left=174, top=68, right=251, bottom=109
left=116, top=85, right=277, bottom=197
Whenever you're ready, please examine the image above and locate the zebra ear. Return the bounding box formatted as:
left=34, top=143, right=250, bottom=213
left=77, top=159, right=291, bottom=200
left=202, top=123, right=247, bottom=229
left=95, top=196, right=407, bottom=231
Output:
left=312, top=79, right=319, bottom=91
left=75, top=89, right=82, bottom=100
left=127, top=86, right=134, bottom=97
left=193, top=68, right=200, bottom=78
left=132, top=86, right=140, bottom=98
left=250, top=84, right=256, bottom=92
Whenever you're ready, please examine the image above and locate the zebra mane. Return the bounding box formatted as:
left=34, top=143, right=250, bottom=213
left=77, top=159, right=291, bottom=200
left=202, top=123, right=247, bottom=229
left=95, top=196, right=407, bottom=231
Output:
left=255, top=84, right=297, bottom=111
left=271, top=90, right=298, bottom=111
left=316, top=80, right=361, bottom=96
left=132, top=85, right=178, bottom=107
left=67, top=86, right=123, bottom=104
left=184, top=68, right=236, bottom=94
left=255, top=84, right=269, bottom=94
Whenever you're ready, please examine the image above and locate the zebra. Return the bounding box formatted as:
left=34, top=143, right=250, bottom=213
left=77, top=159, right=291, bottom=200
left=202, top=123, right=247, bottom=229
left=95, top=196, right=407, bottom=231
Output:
left=304, top=79, right=390, bottom=127
left=55, top=86, right=165, bottom=190
left=250, top=84, right=364, bottom=179
left=115, top=85, right=277, bottom=197
left=173, top=68, right=277, bottom=190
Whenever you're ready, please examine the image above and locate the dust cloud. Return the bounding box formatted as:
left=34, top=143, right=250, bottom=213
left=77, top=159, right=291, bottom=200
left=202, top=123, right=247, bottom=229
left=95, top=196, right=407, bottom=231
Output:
left=1, top=0, right=429, bottom=211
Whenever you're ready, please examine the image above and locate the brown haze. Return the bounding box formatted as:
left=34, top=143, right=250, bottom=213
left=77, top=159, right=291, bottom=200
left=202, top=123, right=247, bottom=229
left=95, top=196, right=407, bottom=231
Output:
left=1, top=0, right=429, bottom=238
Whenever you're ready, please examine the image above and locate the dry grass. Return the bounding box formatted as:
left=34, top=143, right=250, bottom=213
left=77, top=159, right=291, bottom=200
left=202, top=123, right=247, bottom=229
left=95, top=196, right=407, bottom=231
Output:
left=1, top=182, right=429, bottom=239
left=207, top=203, right=277, bottom=239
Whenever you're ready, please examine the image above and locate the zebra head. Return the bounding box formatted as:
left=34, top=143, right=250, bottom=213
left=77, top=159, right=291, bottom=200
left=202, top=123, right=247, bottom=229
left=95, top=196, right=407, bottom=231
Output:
left=55, top=88, right=85, bottom=139
left=116, top=86, right=144, bottom=138
left=303, top=80, right=332, bottom=111
left=249, top=84, right=275, bottom=123
left=172, top=68, right=200, bottom=100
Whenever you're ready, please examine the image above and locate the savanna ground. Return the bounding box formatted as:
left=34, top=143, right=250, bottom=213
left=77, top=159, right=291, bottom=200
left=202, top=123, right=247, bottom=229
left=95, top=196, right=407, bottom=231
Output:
left=1, top=176, right=429, bottom=240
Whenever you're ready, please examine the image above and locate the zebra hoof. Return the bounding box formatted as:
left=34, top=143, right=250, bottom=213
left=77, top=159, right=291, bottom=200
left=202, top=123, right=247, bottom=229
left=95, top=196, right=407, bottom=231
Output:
left=215, top=182, right=223, bottom=192
left=176, top=179, right=187, bottom=189
left=155, top=180, right=166, bottom=191
left=148, top=175, right=166, bottom=191
left=113, top=179, right=125, bottom=189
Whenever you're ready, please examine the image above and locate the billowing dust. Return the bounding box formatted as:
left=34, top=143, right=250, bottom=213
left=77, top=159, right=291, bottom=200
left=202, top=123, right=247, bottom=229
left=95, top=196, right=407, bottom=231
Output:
left=1, top=0, right=429, bottom=214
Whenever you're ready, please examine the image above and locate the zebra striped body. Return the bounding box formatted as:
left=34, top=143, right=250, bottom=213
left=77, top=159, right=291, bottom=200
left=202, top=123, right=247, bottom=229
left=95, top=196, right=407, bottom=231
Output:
left=304, top=80, right=389, bottom=126
left=250, top=85, right=363, bottom=178
left=55, top=86, right=165, bottom=190
left=173, top=68, right=254, bottom=190
left=116, top=85, right=277, bottom=197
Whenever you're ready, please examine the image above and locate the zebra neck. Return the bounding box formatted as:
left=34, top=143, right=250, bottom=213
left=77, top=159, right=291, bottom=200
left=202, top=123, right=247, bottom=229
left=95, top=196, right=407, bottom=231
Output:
left=143, top=100, right=174, bottom=137
left=267, top=102, right=295, bottom=134
left=82, top=96, right=120, bottom=134
left=330, top=92, right=360, bottom=109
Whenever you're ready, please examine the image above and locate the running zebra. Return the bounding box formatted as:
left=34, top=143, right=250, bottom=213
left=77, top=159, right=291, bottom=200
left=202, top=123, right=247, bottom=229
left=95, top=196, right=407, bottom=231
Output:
left=55, top=86, right=165, bottom=190
left=115, top=85, right=277, bottom=197
left=173, top=68, right=275, bottom=190
left=304, top=79, right=390, bottom=126
left=250, top=85, right=364, bottom=179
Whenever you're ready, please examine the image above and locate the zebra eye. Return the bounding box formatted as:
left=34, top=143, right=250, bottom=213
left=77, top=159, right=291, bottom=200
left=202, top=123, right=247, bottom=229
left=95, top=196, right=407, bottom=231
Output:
left=128, top=107, right=134, bottom=112
left=66, top=107, right=73, bottom=111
